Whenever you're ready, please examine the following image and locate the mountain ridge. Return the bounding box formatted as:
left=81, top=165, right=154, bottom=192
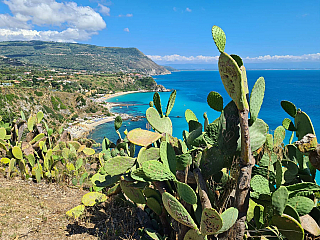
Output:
left=0, top=41, right=170, bottom=75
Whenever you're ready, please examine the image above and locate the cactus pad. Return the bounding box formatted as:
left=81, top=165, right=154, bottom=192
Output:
left=144, top=187, right=162, bottom=203
left=295, top=111, right=315, bottom=140
left=287, top=196, right=314, bottom=216
left=66, top=204, right=85, bottom=219
left=272, top=214, right=304, bottom=240
left=0, top=127, right=6, bottom=139
left=274, top=126, right=286, bottom=147
left=204, top=119, right=221, bottom=146
left=27, top=114, right=36, bottom=132
left=247, top=118, right=268, bottom=152
left=211, top=25, right=226, bottom=53
left=147, top=197, right=162, bottom=215
left=218, top=52, right=248, bottom=110
left=120, top=180, right=146, bottom=204
left=287, top=182, right=320, bottom=193
left=153, top=92, right=163, bottom=117
left=81, top=192, right=107, bottom=206
left=165, top=90, right=176, bottom=117
left=176, top=181, right=197, bottom=205
left=230, top=54, right=243, bottom=68
left=281, top=100, right=297, bottom=118
left=272, top=186, right=288, bottom=216
left=91, top=173, right=120, bottom=187
left=146, top=107, right=172, bottom=135
left=184, top=229, right=206, bottom=240
left=160, top=141, right=176, bottom=174
left=137, top=147, right=160, bottom=165
left=282, top=118, right=296, bottom=131
left=207, top=91, right=223, bottom=112
left=254, top=204, right=264, bottom=229
left=176, top=153, right=192, bottom=171
left=104, top=156, right=135, bottom=176
left=162, top=192, right=198, bottom=229
left=127, top=129, right=162, bottom=147
left=142, top=160, right=175, bottom=181
left=83, top=147, right=95, bottom=155
left=114, top=115, right=122, bottom=130
left=185, top=109, right=198, bottom=123
left=200, top=146, right=225, bottom=179
left=283, top=204, right=300, bottom=223
left=36, top=111, right=44, bottom=123
left=251, top=175, right=271, bottom=194
left=12, top=146, right=23, bottom=160
left=216, top=207, right=238, bottom=234
left=300, top=214, right=320, bottom=237
left=200, top=208, right=223, bottom=235
left=249, top=77, right=265, bottom=123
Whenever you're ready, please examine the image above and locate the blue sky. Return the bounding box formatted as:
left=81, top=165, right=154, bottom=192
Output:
left=0, top=0, right=319, bottom=66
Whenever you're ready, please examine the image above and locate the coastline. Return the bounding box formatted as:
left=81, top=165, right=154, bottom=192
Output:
left=66, top=90, right=157, bottom=139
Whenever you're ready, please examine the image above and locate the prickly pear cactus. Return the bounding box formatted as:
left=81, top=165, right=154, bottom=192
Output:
left=281, top=100, right=297, bottom=118
left=146, top=107, right=172, bottom=135
left=207, top=91, right=223, bottom=112
left=141, top=160, right=175, bottom=181
left=295, top=110, right=315, bottom=140
left=272, top=186, right=288, bottom=215
left=287, top=196, right=314, bottom=216
left=165, top=90, right=176, bottom=117
left=81, top=192, right=107, bottom=206
left=272, top=214, right=304, bottom=240
left=120, top=180, right=146, bottom=204
left=249, top=77, right=265, bottom=123
left=176, top=181, right=197, bottom=205
left=153, top=92, right=163, bottom=117
left=162, top=192, right=198, bottom=229
left=114, top=116, right=123, bottom=130
left=211, top=25, right=226, bottom=53
left=185, top=109, right=198, bottom=123
left=127, top=128, right=162, bottom=146
left=216, top=207, right=239, bottom=234
left=274, top=126, right=286, bottom=147
left=146, top=197, right=162, bottom=215
left=200, top=208, right=223, bottom=235
left=184, top=229, right=206, bottom=240
left=103, top=156, right=135, bottom=176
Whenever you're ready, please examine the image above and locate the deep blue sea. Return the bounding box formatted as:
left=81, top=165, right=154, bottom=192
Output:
left=89, top=70, right=320, bottom=182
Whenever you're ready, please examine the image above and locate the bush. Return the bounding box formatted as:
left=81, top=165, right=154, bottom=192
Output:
left=34, top=91, right=43, bottom=97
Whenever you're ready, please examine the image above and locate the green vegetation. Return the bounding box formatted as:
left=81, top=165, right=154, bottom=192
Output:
left=0, top=41, right=169, bottom=75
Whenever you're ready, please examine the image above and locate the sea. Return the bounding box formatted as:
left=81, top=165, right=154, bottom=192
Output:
left=88, top=70, right=320, bottom=182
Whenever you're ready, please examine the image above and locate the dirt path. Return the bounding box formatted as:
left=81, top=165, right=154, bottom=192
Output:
left=0, top=177, right=140, bottom=240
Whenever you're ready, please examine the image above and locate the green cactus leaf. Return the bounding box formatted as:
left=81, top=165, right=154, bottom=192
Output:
left=34, top=163, right=42, bottom=183
left=137, top=147, right=160, bottom=166
left=282, top=118, right=297, bottom=131
left=218, top=52, right=248, bottom=110
left=162, top=192, right=198, bottom=229
left=83, top=147, right=95, bottom=156
left=102, top=137, right=111, bottom=151
left=200, top=146, right=225, bottom=179
left=127, top=128, right=162, bottom=147
left=300, top=214, right=320, bottom=237
left=287, top=196, right=314, bottom=216
left=200, top=208, right=223, bottom=235
left=230, top=54, right=243, bottom=68
left=203, top=112, right=209, bottom=130
left=104, top=156, right=135, bottom=176
left=252, top=166, right=276, bottom=184
left=82, top=192, right=107, bottom=206
left=176, top=153, right=192, bottom=171
left=266, top=133, right=273, bottom=151
left=147, top=197, right=162, bottom=215
left=160, top=141, right=176, bottom=174
left=248, top=118, right=268, bottom=152
left=250, top=77, right=265, bottom=123
left=185, top=109, right=198, bottom=123
left=120, top=180, right=146, bottom=204
left=207, top=91, right=223, bottom=112
left=36, top=111, right=44, bottom=123
left=142, top=160, right=176, bottom=181
left=114, top=115, right=122, bottom=130
left=0, top=141, right=8, bottom=152
left=259, top=152, right=277, bottom=168
left=176, top=181, right=197, bottom=205
left=30, top=133, right=45, bottom=144
left=247, top=199, right=258, bottom=222
left=130, top=168, right=150, bottom=182
left=143, top=228, right=163, bottom=240
left=254, top=204, right=264, bottom=229
left=284, top=204, right=301, bottom=223
left=251, top=175, right=271, bottom=194
left=153, top=92, right=163, bottom=117
left=272, top=186, right=289, bottom=216
left=295, top=111, right=315, bottom=140
left=26, top=154, right=35, bottom=167
left=1, top=157, right=10, bottom=164
left=211, top=25, right=226, bottom=53
left=0, top=127, right=6, bottom=139
left=91, top=173, right=120, bottom=187
left=66, top=204, right=85, bottom=219
left=275, top=160, right=282, bottom=188
left=287, top=182, right=320, bottom=193
left=272, top=214, right=304, bottom=240
left=281, top=100, right=297, bottom=118
left=184, top=229, right=206, bottom=240
left=165, top=90, right=176, bottom=117
left=144, top=187, right=162, bottom=203
left=216, top=207, right=238, bottom=234
left=67, top=141, right=81, bottom=151
left=274, top=126, right=286, bottom=147
left=203, top=118, right=221, bottom=146
left=12, top=146, right=23, bottom=160
left=146, top=107, right=172, bottom=135
left=27, top=114, right=37, bottom=132
left=240, top=65, right=249, bottom=96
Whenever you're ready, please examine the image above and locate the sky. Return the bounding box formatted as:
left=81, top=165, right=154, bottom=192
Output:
left=0, top=0, right=319, bottom=67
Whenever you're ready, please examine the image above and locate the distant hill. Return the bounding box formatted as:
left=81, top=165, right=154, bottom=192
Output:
left=0, top=41, right=170, bottom=75
left=162, top=65, right=178, bottom=72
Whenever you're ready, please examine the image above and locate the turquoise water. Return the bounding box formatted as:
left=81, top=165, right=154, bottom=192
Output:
left=89, top=70, right=320, bottom=182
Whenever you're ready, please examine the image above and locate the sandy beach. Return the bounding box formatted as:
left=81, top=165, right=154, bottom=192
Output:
left=67, top=90, right=148, bottom=139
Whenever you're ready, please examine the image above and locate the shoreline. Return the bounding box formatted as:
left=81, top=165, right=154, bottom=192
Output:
left=66, top=90, right=159, bottom=139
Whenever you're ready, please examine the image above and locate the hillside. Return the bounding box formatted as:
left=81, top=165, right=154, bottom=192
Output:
left=0, top=41, right=170, bottom=75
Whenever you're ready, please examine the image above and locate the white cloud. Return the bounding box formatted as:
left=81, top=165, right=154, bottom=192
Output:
left=147, top=53, right=320, bottom=64
left=123, top=27, right=129, bottom=32
left=186, top=8, right=192, bottom=12
left=118, top=14, right=133, bottom=17
left=0, top=0, right=106, bottom=41
left=98, top=3, right=110, bottom=16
